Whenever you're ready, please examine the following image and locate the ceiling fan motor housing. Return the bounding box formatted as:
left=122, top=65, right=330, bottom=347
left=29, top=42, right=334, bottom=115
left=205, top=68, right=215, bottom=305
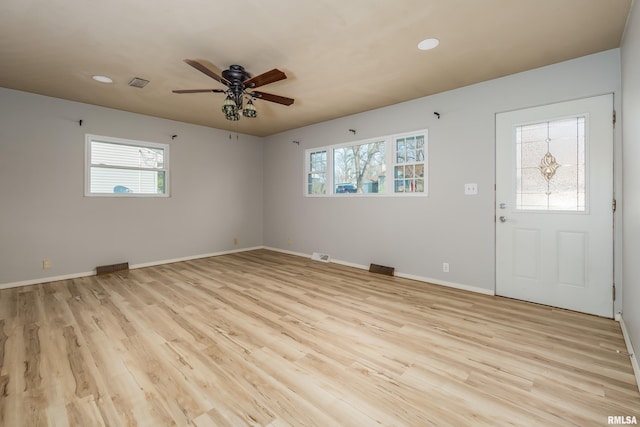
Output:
left=222, top=65, right=253, bottom=106
left=222, top=65, right=251, bottom=84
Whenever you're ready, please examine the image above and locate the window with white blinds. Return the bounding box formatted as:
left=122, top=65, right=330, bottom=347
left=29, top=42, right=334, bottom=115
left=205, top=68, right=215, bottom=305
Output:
left=85, top=134, right=169, bottom=196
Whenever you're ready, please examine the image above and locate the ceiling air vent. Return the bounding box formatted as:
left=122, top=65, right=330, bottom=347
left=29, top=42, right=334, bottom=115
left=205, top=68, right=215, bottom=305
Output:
left=128, top=77, right=150, bottom=88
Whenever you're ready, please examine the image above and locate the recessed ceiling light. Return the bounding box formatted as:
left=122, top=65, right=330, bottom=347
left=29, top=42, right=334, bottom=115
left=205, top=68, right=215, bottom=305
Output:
left=92, top=75, right=113, bottom=84
left=418, top=38, right=440, bottom=51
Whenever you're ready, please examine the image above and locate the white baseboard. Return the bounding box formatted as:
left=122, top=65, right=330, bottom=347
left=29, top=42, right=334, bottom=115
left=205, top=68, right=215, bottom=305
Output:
left=264, top=248, right=496, bottom=297
left=2, top=246, right=494, bottom=298
left=330, top=258, right=370, bottom=270
left=0, top=270, right=95, bottom=290
left=394, top=271, right=496, bottom=296
left=0, top=246, right=265, bottom=290
left=618, top=315, right=640, bottom=393
left=262, top=246, right=310, bottom=258
left=328, top=258, right=495, bottom=295
left=130, top=246, right=264, bottom=269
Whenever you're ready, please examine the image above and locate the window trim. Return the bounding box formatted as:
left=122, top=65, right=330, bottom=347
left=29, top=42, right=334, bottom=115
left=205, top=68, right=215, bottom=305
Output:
left=85, top=134, right=170, bottom=197
left=304, top=129, right=428, bottom=197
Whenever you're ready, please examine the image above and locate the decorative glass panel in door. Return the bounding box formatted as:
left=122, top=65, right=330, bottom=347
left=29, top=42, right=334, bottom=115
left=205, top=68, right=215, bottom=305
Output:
left=515, top=117, right=585, bottom=211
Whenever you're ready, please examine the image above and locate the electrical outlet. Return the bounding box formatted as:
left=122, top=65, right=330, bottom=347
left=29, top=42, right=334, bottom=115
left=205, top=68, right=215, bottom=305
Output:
left=287, top=238, right=292, bottom=246
left=443, top=262, right=449, bottom=273
left=464, top=183, right=478, bottom=195
left=233, top=238, right=238, bottom=245
left=43, top=259, right=52, bottom=269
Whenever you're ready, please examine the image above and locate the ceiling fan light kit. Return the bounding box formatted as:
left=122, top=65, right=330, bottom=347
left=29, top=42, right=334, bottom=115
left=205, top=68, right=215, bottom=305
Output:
left=242, top=99, right=257, bottom=118
left=222, top=95, right=240, bottom=120
left=173, top=59, right=294, bottom=121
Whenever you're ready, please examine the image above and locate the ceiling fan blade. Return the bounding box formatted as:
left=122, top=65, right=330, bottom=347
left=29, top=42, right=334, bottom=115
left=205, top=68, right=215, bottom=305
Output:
left=244, top=69, right=287, bottom=88
left=253, top=91, right=295, bottom=106
left=184, top=59, right=229, bottom=85
left=172, top=89, right=226, bottom=94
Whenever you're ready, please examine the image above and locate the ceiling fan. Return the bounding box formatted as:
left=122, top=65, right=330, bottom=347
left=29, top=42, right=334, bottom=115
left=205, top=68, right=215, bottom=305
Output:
left=173, top=59, right=294, bottom=121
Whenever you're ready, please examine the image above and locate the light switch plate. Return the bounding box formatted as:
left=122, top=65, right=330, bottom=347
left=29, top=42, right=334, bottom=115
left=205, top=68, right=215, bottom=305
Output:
left=464, top=183, right=478, bottom=195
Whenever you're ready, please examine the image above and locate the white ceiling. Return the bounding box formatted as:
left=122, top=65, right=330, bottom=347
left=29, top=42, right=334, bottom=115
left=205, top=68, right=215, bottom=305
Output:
left=0, top=0, right=632, bottom=137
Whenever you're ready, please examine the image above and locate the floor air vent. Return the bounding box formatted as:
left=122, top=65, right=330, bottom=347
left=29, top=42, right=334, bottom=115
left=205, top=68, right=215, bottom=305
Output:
left=96, top=262, right=129, bottom=276
left=369, top=263, right=395, bottom=276
left=311, top=252, right=330, bottom=263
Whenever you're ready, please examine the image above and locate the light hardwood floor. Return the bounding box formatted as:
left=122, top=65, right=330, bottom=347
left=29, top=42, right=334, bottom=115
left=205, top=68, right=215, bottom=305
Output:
left=0, top=249, right=638, bottom=426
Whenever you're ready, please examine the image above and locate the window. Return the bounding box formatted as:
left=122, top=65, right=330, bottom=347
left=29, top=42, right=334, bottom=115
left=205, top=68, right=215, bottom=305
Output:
left=393, top=134, right=426, bottom=193
left=515, top=117, right=585, bottom=211
left=305, top=129, right=428, bottom=197
left=334, top=140, right=385, bottom=194
left=85, top=134, right=169, bottom=196
left=307, top=150, right=327, bottom=195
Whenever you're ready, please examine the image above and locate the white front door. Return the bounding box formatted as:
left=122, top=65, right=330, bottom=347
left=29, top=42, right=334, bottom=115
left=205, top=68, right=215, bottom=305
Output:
left=496, top=94, right=614, bottom=317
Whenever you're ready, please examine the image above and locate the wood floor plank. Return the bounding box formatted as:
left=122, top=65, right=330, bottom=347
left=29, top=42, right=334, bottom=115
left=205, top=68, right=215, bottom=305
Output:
left=0, top=249, right=638, bottom=426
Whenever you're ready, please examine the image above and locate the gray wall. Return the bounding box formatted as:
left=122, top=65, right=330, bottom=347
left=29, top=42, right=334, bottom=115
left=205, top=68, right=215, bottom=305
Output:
left=0, top=88, right=264, bottom=285
left=622, top=0, right=640, bottom=375
left=263, top=49, right=622, bottom=298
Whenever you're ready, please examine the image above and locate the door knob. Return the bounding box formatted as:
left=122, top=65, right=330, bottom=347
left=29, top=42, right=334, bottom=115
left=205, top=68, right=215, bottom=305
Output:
left=499, top=216, right=507, bottom=223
